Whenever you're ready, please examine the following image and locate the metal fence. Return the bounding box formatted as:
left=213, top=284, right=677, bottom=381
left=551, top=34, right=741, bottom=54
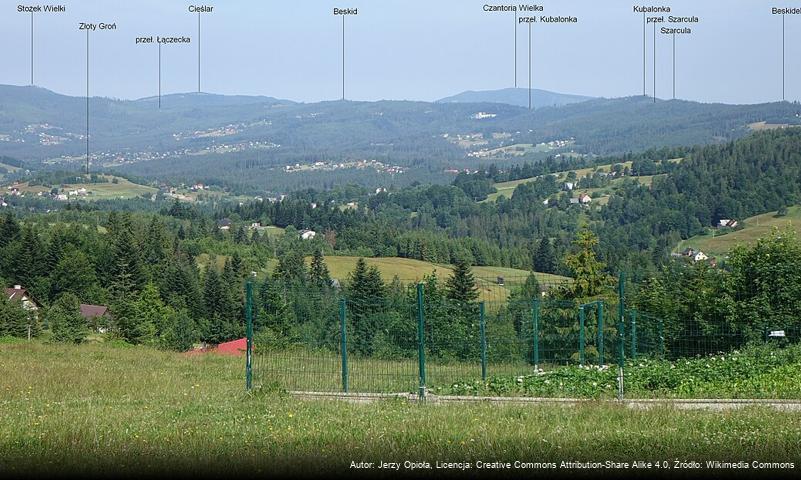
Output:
left=246, top=272, right=801, bottom=398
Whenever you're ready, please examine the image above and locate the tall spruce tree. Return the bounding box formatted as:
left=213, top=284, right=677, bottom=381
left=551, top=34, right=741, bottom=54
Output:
left=49, top=293, right=87, bottom=344
left=565, top=229, right=608, bottom=298
left=534, top=237, right=557, bottom=274
left=309, top=249, right=332, bottom=288
left=347, top=259, right=386, bottom=354
left=445, top=258, right=478, bottom=305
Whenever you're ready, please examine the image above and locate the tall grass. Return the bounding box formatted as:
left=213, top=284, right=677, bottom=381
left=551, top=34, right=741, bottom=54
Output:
left=2, top=341, right=801, bottom=476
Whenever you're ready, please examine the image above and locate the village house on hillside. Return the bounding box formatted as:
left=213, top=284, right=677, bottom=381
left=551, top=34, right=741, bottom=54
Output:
left=5, top=285, right=42, bottom=318
left=80, top=304, right=111, bottom=332
left=300, top=229, right=317, bottom=240
left=676, top=247, right=711, bottom=263
left=569, top=193, right=592, bottom=206
left=717, top=219, right=739, bottom=229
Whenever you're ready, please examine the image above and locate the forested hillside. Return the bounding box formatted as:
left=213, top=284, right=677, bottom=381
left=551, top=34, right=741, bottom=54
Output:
left=3, top=85, right=800, bottom=193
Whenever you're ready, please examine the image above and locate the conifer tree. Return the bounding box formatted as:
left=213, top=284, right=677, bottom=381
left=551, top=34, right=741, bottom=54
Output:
left=309, top=249, right=332, bottom=288
left=0, top=296, right=34, bottom=338
left=0, top=212, right=20, bottom=248
left=445, top=258, right=478, bottom=305
left=50, top=248, right=101, bottom=303
left=49, top=293, right=87, bottom=344
left=347, top=259, right=386, bottom=354
left=534, top=237, right=557, bottom=274
left=565, top=229, right=608, bottom=298
left=110, top=224, right=145, bottom=298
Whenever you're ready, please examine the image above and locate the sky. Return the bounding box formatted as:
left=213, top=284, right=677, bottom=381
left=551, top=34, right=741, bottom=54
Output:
left=0, top=0, right=795, bottom=104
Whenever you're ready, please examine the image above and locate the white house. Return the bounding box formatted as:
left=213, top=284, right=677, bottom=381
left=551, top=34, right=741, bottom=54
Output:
left=300, top=229, right=317, bottom=240
left=693, top=251, right=709, bottom=262
left=578, top=193, right=592, bottom=205
left=718, top=219, right=738, bottom=228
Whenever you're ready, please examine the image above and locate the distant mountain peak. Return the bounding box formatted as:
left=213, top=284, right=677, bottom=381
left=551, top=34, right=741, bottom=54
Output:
left=437, top=87, right=593, bottom=109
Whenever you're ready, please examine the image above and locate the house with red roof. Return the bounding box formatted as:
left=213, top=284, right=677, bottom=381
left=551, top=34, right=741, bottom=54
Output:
left=80, top=304, right=110, bottom=332
left=5, top=285, right=42, bottom=313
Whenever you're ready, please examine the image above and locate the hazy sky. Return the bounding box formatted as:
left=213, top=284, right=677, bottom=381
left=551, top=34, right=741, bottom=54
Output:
left=0, top=0, right=795, bottom=104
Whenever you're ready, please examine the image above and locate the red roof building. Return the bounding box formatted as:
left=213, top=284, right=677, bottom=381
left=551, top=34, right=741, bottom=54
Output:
left=5, top=285, right=42, bottom=311
left=216, top=338, right=250, bottom=356
left=79, top=304, right=109, bottom=320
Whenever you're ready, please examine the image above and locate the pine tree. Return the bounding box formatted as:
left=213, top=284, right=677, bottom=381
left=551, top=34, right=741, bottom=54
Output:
left=133, top=283, right=173, bottom=345
left=50, top=248, right=101, bottom=303
left=534, top=237, right=557, bottom=274
left=234, top=226, right=249, bottom=245
left=202, top=268, right=231, bottom=343
left=0, top=212, right=20, bottom=248
left=49, top=293, right=87, bottom=344
left=309, top=249, right=332, bottom=288
left=347, top=259, right=386, bottom=354
left=0, top=296, right=34, bottom=338
left=143, top=216, right=167, bottom=264
left=256, top=278, right=292, bottom=336
left=274, top=249, right=307, bottom=285
left=445, top=258, right=478, bottom=305
left=565, top=229, right=608, bottom=298
left=109, top=224, right=145, bottom=298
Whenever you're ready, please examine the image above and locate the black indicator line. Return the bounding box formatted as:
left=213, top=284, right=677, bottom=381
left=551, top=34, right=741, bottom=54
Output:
left=159, top=42, right=162, bottom=109
left=782, top=13, right=785, bottom=101
left=672, top=32, right=676, bottom=100
left=198, top=12, right=201, bottom=93
left=86, top=29, right=90, bottom=174
left=31, top=12, right=34, bottom=85
left=528, top=20, right=532, bottom=110
left=342, top=15, right=346, bottom=100
left=514, top=10, right=517, bottom=88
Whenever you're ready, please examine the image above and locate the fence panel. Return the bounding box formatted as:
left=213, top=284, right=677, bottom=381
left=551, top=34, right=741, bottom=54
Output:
left=252, top=285, right=342, bottom=392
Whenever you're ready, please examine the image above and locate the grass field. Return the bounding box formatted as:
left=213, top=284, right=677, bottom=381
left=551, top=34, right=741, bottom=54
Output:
left=677, top=206, right=801, bottom=258
left=483, top=161, right=633, bottom=203
left=1, top=340, right=800, bottom=476
left=196, top=255, right=568, bottom=302
left=9, top=175, right=156, bottom=200
left=317, top=256, right=569, bottom=302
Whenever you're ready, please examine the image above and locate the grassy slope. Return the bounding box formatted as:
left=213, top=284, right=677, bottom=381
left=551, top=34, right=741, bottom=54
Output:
left=10, top=175, right=156, bottom=200
left=320, top=256, right=569, bottom=302
left=197, top=254, right=567, bottom=302
left=677, top=206, right=801, bottom=258
left=485, top=161, right=633, bottom=203
left=484, top=160, right=679, bottom=203
left=1, top=341, right=800, bottom=476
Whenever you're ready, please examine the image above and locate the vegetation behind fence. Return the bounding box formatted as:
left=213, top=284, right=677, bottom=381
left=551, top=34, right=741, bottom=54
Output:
left=249, top=258, right=801, bottom=398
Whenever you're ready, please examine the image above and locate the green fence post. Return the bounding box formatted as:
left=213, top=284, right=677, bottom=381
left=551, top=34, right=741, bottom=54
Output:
left=597, top=301, right=605, bottom=366
left=245, top=280, right=253, bottom=391
left=618, top=271, right=625, bottom=361
left=416, top=283, right=426, bottom=400
left=630, top=311, right=638, bottom=359
left=617, top=310, right=625, bottom=369
left=579, top=305, right=586, bottom=366
left=479, top=302, right=487, bottom=381
left=339, top=298, right=349, bottom=393
left=532, top=299, right=540, bottom=369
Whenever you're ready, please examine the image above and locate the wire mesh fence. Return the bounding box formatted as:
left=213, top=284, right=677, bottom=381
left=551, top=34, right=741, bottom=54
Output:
left=249, top=271, right=801, bottom=398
